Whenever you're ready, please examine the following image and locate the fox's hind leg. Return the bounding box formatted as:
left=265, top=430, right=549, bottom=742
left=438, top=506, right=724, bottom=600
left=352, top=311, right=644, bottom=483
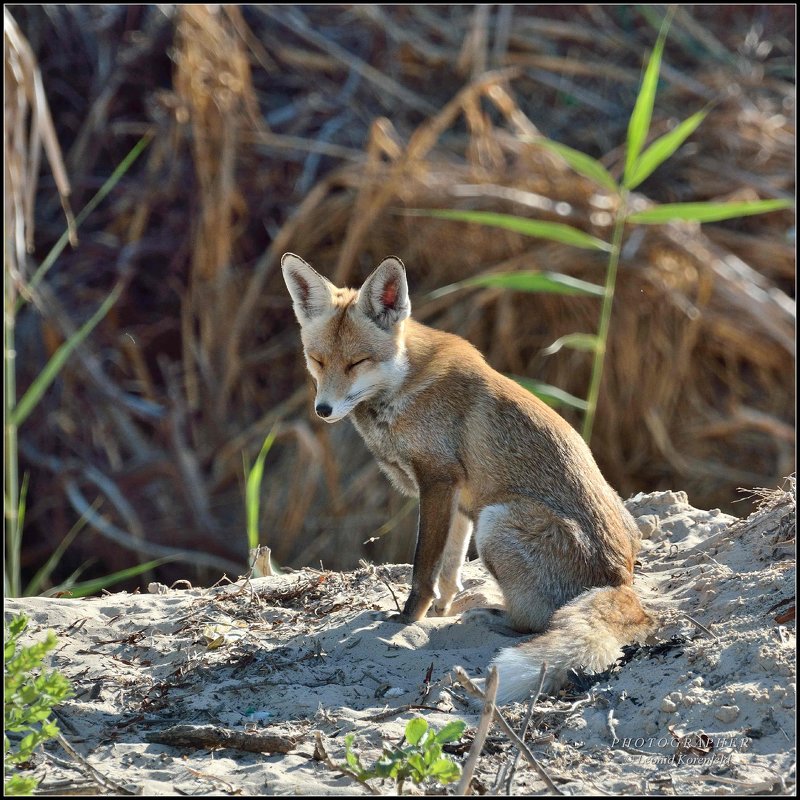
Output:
left=431, top=507, right=472, bottom=617
left=474, top=501, right=593, bottom=633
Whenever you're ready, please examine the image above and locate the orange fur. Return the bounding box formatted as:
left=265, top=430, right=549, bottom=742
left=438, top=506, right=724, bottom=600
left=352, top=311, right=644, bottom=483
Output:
left=282, top=253, right=656, bottom=701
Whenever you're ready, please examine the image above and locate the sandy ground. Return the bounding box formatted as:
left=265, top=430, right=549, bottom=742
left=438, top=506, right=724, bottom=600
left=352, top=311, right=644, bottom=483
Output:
left=6, top=481, right=796, bottom=796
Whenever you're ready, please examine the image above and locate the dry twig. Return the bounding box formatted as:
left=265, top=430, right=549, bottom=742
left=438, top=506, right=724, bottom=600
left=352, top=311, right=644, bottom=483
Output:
left=453, top=666, right=562, bottom=794
left=456, top=664, right=498, bottom=795
left=146, top=723, right=297, bottom=754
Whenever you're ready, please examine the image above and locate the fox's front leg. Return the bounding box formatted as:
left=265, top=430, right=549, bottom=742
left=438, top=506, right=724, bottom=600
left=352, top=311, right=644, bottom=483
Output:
left=395, top=480, right=455, bottom=623
left=432, top=506, right=472, bottom=617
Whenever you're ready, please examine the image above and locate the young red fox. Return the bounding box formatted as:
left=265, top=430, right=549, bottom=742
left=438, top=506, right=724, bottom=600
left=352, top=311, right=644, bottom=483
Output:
left=282, top=252, right=655, bottom=703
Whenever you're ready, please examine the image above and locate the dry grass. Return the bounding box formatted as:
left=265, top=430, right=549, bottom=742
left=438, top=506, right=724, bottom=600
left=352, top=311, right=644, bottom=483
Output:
left=6, top=5, right=795, bottom=589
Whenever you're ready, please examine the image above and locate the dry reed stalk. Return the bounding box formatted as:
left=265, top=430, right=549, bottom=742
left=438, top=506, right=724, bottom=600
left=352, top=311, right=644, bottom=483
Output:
left=4, top=9, right=74, bottom=277
left=5, top=9, right=75, bottom=597
left=9, top=5, right=795, bottom=589
left=274, top=72, right=793, bottom=516
left=173, top=4, right=257, bottom=423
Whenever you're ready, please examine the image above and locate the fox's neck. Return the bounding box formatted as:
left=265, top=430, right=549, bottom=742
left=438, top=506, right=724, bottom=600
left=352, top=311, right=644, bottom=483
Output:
left=354, top=320, right=429, bottom=419
left=385, top=319, right=441, bottom=392
left=363, top=319, right=454, bottom=413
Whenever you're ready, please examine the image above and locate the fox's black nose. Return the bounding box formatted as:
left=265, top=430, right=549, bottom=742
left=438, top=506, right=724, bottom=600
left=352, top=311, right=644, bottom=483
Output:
left=315, top=403, right=332, bottom=418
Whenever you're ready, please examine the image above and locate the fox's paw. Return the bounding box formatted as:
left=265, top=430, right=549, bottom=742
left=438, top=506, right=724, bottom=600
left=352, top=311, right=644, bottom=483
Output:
left=384, top=610, right=416, bottom=625
left=461, top=607, right=519, bottom=636
left=386, top=589, right=434, bottom=623
left=430, top=601, right=453, bottom=617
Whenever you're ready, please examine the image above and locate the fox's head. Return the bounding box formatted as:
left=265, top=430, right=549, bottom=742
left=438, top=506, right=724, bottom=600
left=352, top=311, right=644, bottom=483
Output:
left=281, top=253, right=411, bottom=423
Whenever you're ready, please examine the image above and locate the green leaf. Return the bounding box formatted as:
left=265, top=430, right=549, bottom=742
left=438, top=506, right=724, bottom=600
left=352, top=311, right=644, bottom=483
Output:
left=512, top=376, right=589, bottom=412
left=15, top=470, right=29, bottom=545
left=11, top=284, right=122, bottom=427
left=23, top=498, right=98, bottom=596
left=465, top=271, right=605, bottom=298
left=40, top=720, right=60, bottom=739
left=413, top=209, right=612, bottom=251
left=17, top=732, right=37, bottom=756
left=406, top=752, right=426, bottom=779
left=6, top=472, right=30, bottom=600
left=25, top=135, right=151, bottom=303
left=374, top=757, right=397, bottom=779
left=429, top=758, right=461, bottom=783
left=624, top=10, right=675, bottom=186
left=423, top=741, right=442, bottom=766
left=540, top=333, right=601, bottom=356
left=3, top=614, right=72, bottom=794
left=55, top=556, right=178, bottom=598
left=626, top=108, right=708, bottom=189
left=627, top=198, right=793, bottom=224
left=344, top=736, right=366, bottom=774
left=404, top=717, right=428, bottom=746
left=7, top=615, right=28, bottom=639
left=5, top=774, right=40, bottom=795
left=433, top=720, right=467, bottom=744
left=529, top=139, right=618, bottom=192
left=23, top=708, right=52, bottom=726
left=245, top=427, right=277, bottom=550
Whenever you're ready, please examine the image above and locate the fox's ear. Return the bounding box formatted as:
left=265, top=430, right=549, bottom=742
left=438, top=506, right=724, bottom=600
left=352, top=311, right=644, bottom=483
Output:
left=281, top=253, right=336, bottom=324
left=357, top=257, right=410, bottom=329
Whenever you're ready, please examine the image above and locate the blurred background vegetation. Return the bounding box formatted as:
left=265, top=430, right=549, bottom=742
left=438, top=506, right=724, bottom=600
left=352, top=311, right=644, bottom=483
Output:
left=4, top=5, right=795, bottom=594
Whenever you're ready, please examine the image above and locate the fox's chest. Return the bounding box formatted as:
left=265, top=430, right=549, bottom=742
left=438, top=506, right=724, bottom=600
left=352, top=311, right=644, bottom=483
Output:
left=351, top=402, right=420, bottom=495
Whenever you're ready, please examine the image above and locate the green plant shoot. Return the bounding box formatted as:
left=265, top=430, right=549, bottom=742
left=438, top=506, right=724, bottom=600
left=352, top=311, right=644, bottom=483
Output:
left=244, top=427, right=277, bottom=551
left=4, top=614, right=73, bottom=796
left=341, top=717, right=466, bottom=793
left=409, top=7, right=793, bottom=443
left=5, top=137, right=150, bottom=598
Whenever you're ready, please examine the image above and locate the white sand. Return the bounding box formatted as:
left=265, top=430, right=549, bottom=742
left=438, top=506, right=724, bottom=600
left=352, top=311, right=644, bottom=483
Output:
left=6, top=482, right=795, bottom=795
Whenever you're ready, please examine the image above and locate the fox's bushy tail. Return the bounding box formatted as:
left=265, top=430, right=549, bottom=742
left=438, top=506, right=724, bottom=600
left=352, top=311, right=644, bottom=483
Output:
left=491, top=585, right=655, bottom=704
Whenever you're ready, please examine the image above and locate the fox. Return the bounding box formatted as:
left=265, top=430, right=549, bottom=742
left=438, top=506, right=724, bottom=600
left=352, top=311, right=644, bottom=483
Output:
left=281, top=252, right=656, bottom=703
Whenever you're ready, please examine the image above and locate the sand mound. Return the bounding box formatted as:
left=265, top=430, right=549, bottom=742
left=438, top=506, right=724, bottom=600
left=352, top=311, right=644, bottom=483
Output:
left=6, top=479, right=795, bottom=795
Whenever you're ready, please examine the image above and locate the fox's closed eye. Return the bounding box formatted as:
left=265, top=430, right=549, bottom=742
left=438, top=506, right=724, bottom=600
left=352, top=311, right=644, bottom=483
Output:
left=347, top=357, right=370, bottom=371
left=309, top=355, right=325, bottom=368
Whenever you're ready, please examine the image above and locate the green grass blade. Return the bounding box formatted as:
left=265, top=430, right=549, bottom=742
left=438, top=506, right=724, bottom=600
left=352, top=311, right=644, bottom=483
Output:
left=44, top=560, right=96, bottom=595
left=512, top=376, right=589, bottom=412
left=410, top=209, right=612, bottom=251
left=466, top=271, right=605, bottom=297
left=529, top=139, right=618, bottom=192
left=5, top=473, right=29, bottom=598
left=50, top=557, right=178, bottom=598
left=23, top=499, right=99, bottom=596
left=626, top=108, right=708, bottom=189
left=17, top=467, right=29, bottom=537
left=10, top=284, right=122, bottom=427
left=24, top=135, right=151, bottom=304
left=627, top=199, right=793, bottom=224
left=5, top=300, right=20, bottom=597
left=540, top=333, right=601, bottom=356
left=245, top=428, right=277, bottom=550
left=624, top=9, right=675, bottom=186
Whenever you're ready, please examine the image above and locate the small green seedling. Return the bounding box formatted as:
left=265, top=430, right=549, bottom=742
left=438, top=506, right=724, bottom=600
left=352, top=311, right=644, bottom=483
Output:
left=342, top=717, right=467, bottom=794
left=4, top=614, right=73, bottom=795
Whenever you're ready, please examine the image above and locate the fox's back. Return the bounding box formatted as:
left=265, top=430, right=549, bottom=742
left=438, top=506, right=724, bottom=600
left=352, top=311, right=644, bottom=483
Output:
left=355, top=319, right=634, bottom=539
